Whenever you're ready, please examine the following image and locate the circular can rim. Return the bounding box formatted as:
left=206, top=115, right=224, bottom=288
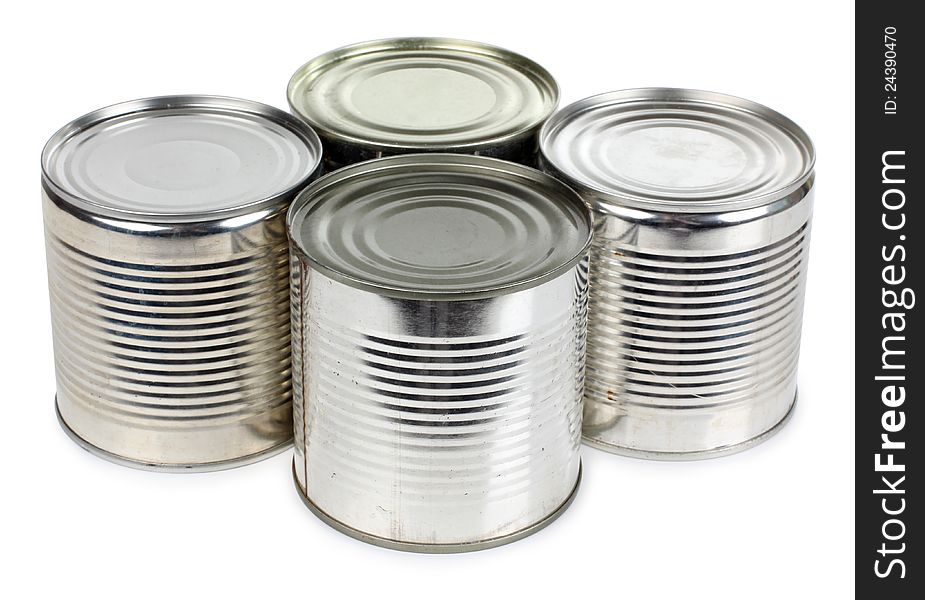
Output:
left=286, top=153, right=593, bottom=301
left=539, top=87, right=816, bottom=217
left=56, top=398, right=293, bottom=473
left=292, top=459, right=581, bottom=553
left=582, top=391, right=797, bottom=461
left=286, top=37, right=560, bottom=154
left=41, top=94, right=324, bottom=224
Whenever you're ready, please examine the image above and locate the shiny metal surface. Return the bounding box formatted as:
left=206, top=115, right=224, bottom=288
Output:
left=42, top=95, right=323, bottom=470
left=292, top=460, right=582, bottom=553
left=56, top=403, right=291, bottom=472
left=44, top=96, right=321, bottom=219
left=288, top=155, right=591, bottom=550
left=540, top=89, right=815, bottom=459
left=287, top=153, right=589, bottom=299
left=287, top=38, right=558, bottom=170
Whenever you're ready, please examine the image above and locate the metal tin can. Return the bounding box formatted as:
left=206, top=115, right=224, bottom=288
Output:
left=287, top=154, right=591, bottom=551
left=42, top=95, right=323, bottom=471
left=286, top=38, right=558, bottom=171
left=540, top=89, right=815, bottom=459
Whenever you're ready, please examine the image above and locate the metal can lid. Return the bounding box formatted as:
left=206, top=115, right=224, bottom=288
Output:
left=42, top=95, right=322, bottom=221
left=287, top=38, right=559, bottom=153
left=287, top=154, right=592, bottom=300
left=540, top=89, right=815, bottom=214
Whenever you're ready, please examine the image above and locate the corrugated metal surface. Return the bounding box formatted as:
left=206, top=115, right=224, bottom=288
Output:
left=291, top=260, right=588, bottom=547
left=46, top=194, right=295, bottom=468
left=42, top=96, right=322, bottom=470
left=287, top=154, right=592, bottom=550
left=540, top=89, right=816, bottom=458
left=581, top=215, right=811, bottom=456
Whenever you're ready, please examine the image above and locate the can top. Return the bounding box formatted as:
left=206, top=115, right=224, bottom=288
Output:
left=287, top=154, right=592, bottom=300
left=540, top=89, right=815, bottom=214
left=42, top=95, right=323, bottom=222
left=287, top=38, right=559, bottom=153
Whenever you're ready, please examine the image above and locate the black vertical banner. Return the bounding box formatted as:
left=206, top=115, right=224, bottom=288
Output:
left=857, top=2, right=920, bottom=596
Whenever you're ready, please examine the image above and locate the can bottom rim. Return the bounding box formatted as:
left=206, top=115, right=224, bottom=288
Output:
left=582, top=392, right=797, bottom=461
left=56, top=397, right=294, bottom=473
left=292, top=459, right=582, bottom=553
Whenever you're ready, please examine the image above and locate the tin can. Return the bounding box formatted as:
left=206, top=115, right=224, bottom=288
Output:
left=42, top=95, right=323, bottom=471
left=540, top=89, right=815, bottom=459
left=286, top=38, right=558, bottom=171
left=288, top=154, right=591, bottom=551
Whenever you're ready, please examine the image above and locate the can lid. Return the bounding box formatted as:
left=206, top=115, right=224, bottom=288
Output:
left=42, top=96, right=322, bottom=221
left=540, top=89, right=815, bottom=214
left=287, top=38, right=558, bottom=153
left=287, top=154, right=592, bottom=300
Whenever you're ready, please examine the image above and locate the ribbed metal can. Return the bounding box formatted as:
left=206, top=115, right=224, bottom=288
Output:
left=287, top=154, right=592, bottom=551
left=286, top=38, right=559, bottom=171
left=42, top=95, right=323, bottom=471
left=540, top=89, right=815, bottom=459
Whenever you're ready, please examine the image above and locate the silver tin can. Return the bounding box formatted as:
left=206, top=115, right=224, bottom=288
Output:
left=540, top=89, right=815, bottom=459
left=42, top=95, right=323, bottom=471
left=287, top=38, right=558, bottom=171
left=287, top=154, right=592, bottom=551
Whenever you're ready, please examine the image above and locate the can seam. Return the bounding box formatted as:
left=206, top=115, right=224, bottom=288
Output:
left=582, top=392, right=797, bottom=461
left=539, top=87, right=816, bottom=215
left=286, top=154, right=593, bottom=301
left=287, top=37, right=559, bottom=154
left=56, top=398, right=293, bottom=473
left=292, top=459, right=581, bottom=553
left=41, top=95, right=323, bottom=223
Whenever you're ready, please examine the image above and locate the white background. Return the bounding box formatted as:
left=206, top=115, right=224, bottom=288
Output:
left=1, top=1, right=854, bottom=598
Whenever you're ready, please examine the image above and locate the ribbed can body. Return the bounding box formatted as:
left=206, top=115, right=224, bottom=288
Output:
left=290, top=252, right=588, bottom=549
left=44, top=189, right=295, bottom=469
left=539, top=88, right=816, bottom=458
left=42, top=95, right=322, bottom=470
left=580, top=186, right=814, bottom=457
